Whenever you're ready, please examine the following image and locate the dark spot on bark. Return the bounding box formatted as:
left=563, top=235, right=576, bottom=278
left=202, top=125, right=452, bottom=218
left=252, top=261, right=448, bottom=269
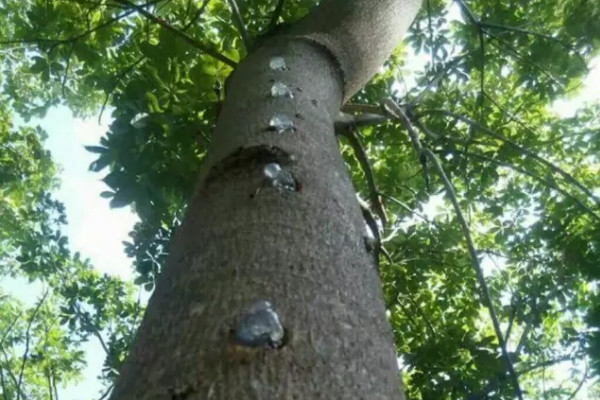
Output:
left=363, top=236, right=375, bottom=252
left=311, top=99, right=318, bottom=106
left=204, top=145, right=295, bottom=187
left=168, top=384, right=196, bottom=400
left=294, top=113, right=304, bottom=119
left=295, top=87, right=303, bottom=92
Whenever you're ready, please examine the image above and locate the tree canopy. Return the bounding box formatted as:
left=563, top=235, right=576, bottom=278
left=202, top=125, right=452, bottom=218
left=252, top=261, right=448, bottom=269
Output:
left=1, top=0, right=600, bottom=399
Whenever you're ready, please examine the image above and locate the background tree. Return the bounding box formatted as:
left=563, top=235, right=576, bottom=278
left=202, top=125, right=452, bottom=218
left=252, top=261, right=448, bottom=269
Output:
left=1, top=0, right=600, bottom=399
left=0, top=102, right=141, bottom=399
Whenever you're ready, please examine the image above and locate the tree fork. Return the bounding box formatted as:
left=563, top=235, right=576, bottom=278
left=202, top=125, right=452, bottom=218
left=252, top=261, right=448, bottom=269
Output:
left=108, top=1, right=421, bottom=399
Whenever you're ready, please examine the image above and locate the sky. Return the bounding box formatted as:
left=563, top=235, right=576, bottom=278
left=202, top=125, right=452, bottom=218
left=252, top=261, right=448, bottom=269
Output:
left=8, top=107, right=139, bottom=400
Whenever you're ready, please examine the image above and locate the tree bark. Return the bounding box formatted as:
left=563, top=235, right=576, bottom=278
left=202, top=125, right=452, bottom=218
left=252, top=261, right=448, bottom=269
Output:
left=109, top=1, right=421, bottom=399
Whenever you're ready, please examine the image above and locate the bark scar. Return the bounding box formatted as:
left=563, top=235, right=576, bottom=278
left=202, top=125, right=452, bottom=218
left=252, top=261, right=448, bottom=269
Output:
left=204, top=145, right=296, bottom=187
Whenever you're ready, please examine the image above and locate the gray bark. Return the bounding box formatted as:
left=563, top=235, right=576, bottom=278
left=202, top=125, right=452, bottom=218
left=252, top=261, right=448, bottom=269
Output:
left=109, top=1, right=421, bottom=399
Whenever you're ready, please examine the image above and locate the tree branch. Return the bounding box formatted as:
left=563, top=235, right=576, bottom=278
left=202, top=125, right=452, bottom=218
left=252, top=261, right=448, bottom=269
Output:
left=226, top=0, right=251, bottom=52
left=421, top=147, right=523, bottom=400
left=183, top=0, right=210, bottom=31
left=385, top=98, right=523, bottom=399
left=268, top=0, right=286, bottom=31
left=74, top=303, right=110, bottom=355
left=417, top=109, right=600, bottom=206
left=17, top=290, right=49, bottom=400
left=486, top=30, right=563, bottom=88
left=99, top=55, right=147, bottom=123
left=114, top=0, right=236, bottom=67
left=440, top=148, right=600, bottom=222
left=335, top=114, right=387, bottom=226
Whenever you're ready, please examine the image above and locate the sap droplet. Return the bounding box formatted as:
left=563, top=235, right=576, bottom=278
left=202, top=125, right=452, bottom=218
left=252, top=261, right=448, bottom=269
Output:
left=263, top=162, right=282, bottom=179
left=270, top=82, right=294, bottom=98
left=268, top=114, right=294, bottom=134
left=234, top=300, right=284, bottom=348
left=263, top=163, right=296, bottom=192
left=269, top=56, right=287, bottom=71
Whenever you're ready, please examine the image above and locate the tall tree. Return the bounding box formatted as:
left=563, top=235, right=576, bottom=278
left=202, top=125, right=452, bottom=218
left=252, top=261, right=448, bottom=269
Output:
left=109, top=1, right=422, bottom=399
left=2, top=0, right=600, bottom=399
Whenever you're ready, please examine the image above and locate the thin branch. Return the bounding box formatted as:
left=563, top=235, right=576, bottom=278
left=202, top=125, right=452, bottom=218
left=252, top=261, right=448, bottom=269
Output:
left=0, top=0, right=163, bottom=47
left=454, top=0, right=478, bottom=26
left=0, top=312, right=21, bottom=346
left=183, top=0, right=210, bottom=31
left=480, top=22, right=574, bottom=51
left=516, top=355, right=575, bottom=376
left=0, top=347, right=29, bottom=400
left=402, top=292, right=437, bottom=337
left=97, top=384, right=114, bottom=400
left=566, top=362, right=588, bottom=400
left=478, top=26, right=485, bottom=120
left=504, top=299, right=518, bottom=342
left=16, top=290, right=49, bottom=400
left=417, top=109, right=600, bottom=206
left=381, top=99, right=430, bottom=191
left=378, top=192, right=442, bottom=229
left=268, top=0, right=286, bottom=31
left=61, top=42, right=76, bottom=97
left=514, top=322, right=532, bottom=357
left=422, top=147, right=524, bottom=400
left=0, top=367, right=7, bottom=400
left=336, top=122, right=387, bottom=225
left=99, top=55, right=147, bottom=123
left=114, top=0, right=236, bottom=67
left=226, top=0, right=251, bottom=52
left=426, top=0, right=434, bottom=67
left=384, top=98, right=522, bottom=399
left=442, top=148, right=600, bottom=222
left=74, top=304, right=110, bottom=355
left=486, top=30, right=563, bottom=89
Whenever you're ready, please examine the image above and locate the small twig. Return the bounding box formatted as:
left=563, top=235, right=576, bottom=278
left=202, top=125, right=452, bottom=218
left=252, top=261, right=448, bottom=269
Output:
left=61, top=42, right=76, bottom=97
left=478, top=26, right=485, bottom=119
left=426, top=0, right=434, bottom=67
left=336, top=115, right=387, bottom=225
left=97, top=384, right=115, bottom=400
left=504, top=298, right=518, bottom=342
left=378, top=192, right=442, bottom=229
left=417, top=109, right=600, bottom=206
left=454, top=0, right=478, bottom=26
left=0, top=312, right=21, bottom=346
left=381, top=99, right=430, bottom=191
left=566, top=363, right=588, bottom=400
left=402, top=292, right=437, bottom=337
left=0, top=347, right=29, bottom=400
left=268, top=0, right=286, bottom=31
left=183, top=0, right=210, bottom=30
left=226, top=0, right=251, bottom=52
left=486, top=30, right=563, bottom=89
left=74, top=303, right=110, bottom=355
left=17, top=290, right=49, bottom=400
left=114, top=0, right=236, bottom=67
left=441, top=148, right=600, bottom=222
left=480, top=22, right=574, bottom=51
left=99, top=55, right=147, bottom=123
left=514, top=322, right=532, bottom=357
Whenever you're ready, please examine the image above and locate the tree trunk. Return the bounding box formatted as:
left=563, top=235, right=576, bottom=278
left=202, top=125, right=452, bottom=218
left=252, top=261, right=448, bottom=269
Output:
left=109, top=1, right=421, bottom=399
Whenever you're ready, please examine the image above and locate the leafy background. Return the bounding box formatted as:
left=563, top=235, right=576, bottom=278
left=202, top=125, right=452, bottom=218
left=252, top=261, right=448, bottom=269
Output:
left=1, top=0, right=600, bottom=399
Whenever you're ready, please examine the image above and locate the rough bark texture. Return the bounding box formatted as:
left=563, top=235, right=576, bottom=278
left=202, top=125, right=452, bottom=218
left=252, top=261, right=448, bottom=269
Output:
left=109, top=1, right=421, bottom=399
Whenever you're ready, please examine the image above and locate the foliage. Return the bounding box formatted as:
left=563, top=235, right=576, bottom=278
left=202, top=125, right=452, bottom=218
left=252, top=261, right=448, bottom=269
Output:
left=0, top=102, right=141, bottom=399
left=1, top=0, right=600, bottom=399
